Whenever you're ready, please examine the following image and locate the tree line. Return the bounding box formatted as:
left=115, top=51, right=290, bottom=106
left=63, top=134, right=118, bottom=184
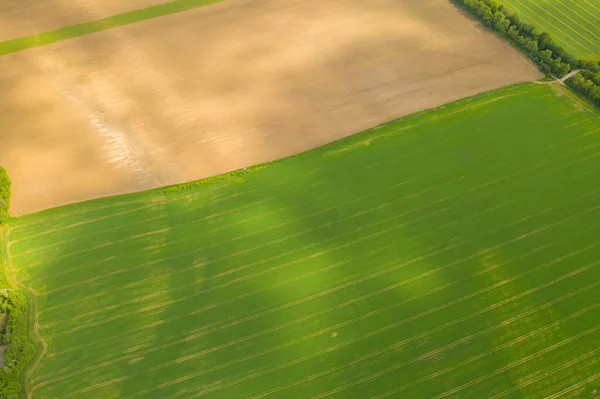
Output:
left=0, top=289, right=34, bottom=398
left=0, top=169, right=34, bottom=398
left=0, top=167, right=9, bottom=224
left=567, top=58, right=600, bottom=107
left=452, top=0, right=600, bottom=107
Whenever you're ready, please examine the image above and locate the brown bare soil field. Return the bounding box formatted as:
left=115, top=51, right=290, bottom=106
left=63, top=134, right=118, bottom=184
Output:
left=0, top=0, right=542, bottom=216
left=0, top=0, right=165, bottom=42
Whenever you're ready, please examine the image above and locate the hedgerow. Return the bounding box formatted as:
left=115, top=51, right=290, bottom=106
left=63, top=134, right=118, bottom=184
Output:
left=0, top=168, right=9, bottom=224
left=162, top=164, right=270, bottom=193
left=451, top=0, right=600, bottom=107
left=0, top=167, right=34, bottom=398
left=566, top=58, right=600, bottom=107
left=0, top=289, right=34, bottom=398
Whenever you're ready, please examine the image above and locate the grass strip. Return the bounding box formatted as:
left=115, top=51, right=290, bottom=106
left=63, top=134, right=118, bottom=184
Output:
left=0, top=0, right=225, bottom=56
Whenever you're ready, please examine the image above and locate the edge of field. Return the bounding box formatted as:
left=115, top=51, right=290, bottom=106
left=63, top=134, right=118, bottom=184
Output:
left=451, top=3, right=553, bottom=80
left=3, top=82, right=538, bottom=397
left=18, top=80, right=594, bottom=231
left=9, top=80, right=599, bottom=398
left=0, top=0, right=225, bottom=56
left=0, top=226, right=44, bottom=399
left=451, top=0, right=600, bottom=110
left=12, top=81, right=543, bottom=225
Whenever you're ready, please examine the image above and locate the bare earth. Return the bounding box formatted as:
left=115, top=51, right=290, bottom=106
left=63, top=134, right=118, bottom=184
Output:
left=0, top=0, right=542, bottom=216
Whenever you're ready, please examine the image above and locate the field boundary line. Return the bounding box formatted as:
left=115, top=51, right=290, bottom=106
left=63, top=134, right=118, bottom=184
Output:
left=22, top=188, right=313, bottom=271
left=30, top=139, right=600, bottom=300
left=19, top=168, right=423, bottom=267
left=22, top=116, right=600, bottom=283
left=12, top=163, right=316, bottom=230
left=11, top=186, right=276, bottom=246
left=15, top=171, right=440, bottom=269
left=14, top=178, right=326, bottom=256
left=327, top=92, right=525, bottom=157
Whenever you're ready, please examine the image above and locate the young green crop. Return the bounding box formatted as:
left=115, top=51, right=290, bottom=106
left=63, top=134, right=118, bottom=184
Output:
left=4, top=83, right=600, bottom=398
left=496, top=0, right=600, bottom=57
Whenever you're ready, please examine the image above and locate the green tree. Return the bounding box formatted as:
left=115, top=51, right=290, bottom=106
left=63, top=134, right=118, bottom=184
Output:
left=0, top=167, right=10, bottom=223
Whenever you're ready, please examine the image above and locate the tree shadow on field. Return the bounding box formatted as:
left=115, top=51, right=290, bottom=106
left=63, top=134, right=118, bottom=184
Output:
left=111, top=153, right=395, bottom=396
left=110, top=129, right=482, bottom=397
left=4, top=0, right=554, bottom=396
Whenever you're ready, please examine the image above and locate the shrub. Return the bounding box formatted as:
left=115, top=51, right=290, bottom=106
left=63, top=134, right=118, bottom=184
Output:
left=566, top=73, right=600, bottom=107
left=0, top=289, right=34, bottom=397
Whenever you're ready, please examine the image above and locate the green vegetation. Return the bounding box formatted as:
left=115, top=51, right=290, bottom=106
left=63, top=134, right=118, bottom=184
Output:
left=0, top=0, right=224, bottom=56
left=495, top=0, right=600, bottom=58
left=4, top=83, right=600, bottom=398
left=452, top=0, right=576, bottom=77
left=453, top=0, right=600, bottom=107
left=0, top=168, right=9, bottom=224
left=567, top=58, right=600, bottom=107
left=0, top=289, right=34, bottom=398
left=0, top=167, right=35, bottom=398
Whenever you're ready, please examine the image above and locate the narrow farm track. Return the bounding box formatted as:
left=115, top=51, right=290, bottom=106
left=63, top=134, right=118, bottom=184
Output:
left=10, top=84, right=600, bottom=398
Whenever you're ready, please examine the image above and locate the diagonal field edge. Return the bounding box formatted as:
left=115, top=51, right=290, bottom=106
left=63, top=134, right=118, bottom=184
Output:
left=0, top=0, right=225, bottom=56
left=10, top=84, right=531, bottom=233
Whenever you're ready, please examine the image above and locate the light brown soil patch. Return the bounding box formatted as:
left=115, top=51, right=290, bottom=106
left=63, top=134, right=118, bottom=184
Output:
left=0, top=0, right=165, bottom=42
left=0, top=0, right=542, bottom=216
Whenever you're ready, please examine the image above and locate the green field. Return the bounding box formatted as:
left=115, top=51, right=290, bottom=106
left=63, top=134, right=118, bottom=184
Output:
left=496, top=0, right=600, bottom=58
left=3, top=83, right=600, bottom=398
